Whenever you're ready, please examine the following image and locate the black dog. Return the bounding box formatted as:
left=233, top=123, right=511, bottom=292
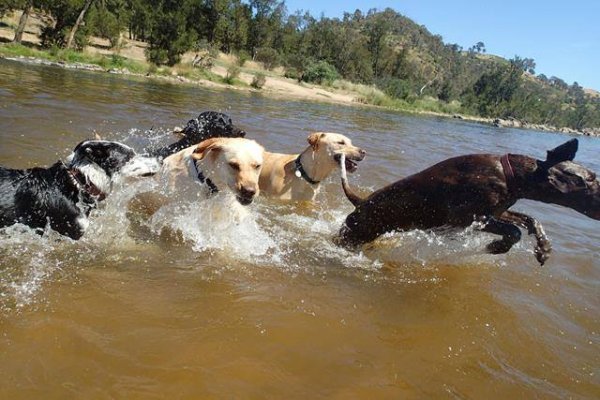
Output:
left=0, top=140, right=158, bottom=239
left=150, top=111, right=246, bottom=159
left=338, top=139, right=600, bottom=264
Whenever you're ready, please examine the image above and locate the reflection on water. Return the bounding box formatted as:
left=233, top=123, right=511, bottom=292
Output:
left=0, top=59, right=599, bottom=399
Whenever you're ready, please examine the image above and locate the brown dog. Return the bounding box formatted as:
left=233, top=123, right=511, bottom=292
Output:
left=338, top=139, right=600, bottom=265
left=259, top=132, right=365, bottom=201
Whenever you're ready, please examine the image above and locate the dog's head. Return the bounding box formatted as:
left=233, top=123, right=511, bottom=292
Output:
left=182, top=111, right=246, bottom=142
left=538, top=161, right=600, bottom=220
left=192, top=137, right=264, bottom=205
left=307, top=132, right=365, bottom=173
left=68, top=140, right=159, bottom=196
left=534, top=139, right=600, bottom=221
left=69, top=140, right=136, bottom=176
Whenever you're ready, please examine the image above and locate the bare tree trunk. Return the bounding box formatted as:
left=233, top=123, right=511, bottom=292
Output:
left=419, top=79, right=435, bottom=96
left=13, top=2, right=33, bottom=43
left=65, top=0, right=94, bottom=49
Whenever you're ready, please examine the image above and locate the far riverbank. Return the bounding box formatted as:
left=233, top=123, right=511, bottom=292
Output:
left=1, top=45, right=598, bottom=138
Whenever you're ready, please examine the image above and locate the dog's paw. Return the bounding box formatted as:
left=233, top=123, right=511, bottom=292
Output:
left=486, top=240, right=512, bottom=254
left=534, top=239, right=552, bottom=266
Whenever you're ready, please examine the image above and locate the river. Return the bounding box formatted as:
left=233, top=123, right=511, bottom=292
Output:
left=0, top=59, right=598, bottom=399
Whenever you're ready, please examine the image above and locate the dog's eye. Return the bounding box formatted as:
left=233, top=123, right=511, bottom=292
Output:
left=338, top=141, right=345, bottom=145
left=254, top=164, right=261, bottom=170
left=228, top=162, right=240, bottom=171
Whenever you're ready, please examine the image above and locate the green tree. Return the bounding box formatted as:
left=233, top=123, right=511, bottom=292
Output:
left=65, top=0, right=94, bottom=48
left=87, top=0, right=129, bottom=47
left=0, top=0, right=21, bottom=18
left=468, top=41, right=486, bottom=54
left=38, top=0, right=93, bottom=48
left=128, top=0, right=152, bottom=40
left=145, top=0, right=197, bottom=65
left=363, top=8, right=391, bottom=79
left=11, top=0, right=34, bottom=43
left=248, top=0, right=284, bottom=56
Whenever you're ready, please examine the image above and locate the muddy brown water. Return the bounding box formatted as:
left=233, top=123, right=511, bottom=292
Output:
left=0, top=59, right=599, bottom=399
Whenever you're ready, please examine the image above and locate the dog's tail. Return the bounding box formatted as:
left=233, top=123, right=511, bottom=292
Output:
left=340, top=154, right=366, bottom=207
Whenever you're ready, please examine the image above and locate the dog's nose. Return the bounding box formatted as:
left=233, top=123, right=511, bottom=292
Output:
left=239, top=186, right=256, bottom=198
left=359, top=149, right=366, bottom=159
left=233, top=127, right=246, bottom=137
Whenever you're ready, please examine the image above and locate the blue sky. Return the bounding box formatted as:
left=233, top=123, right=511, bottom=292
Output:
left=284, top=0, right=600, bottom=90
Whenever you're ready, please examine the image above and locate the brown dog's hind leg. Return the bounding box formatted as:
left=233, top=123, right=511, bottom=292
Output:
left=477, top=216, right=522, bottom=256
left=499, top=211, right=552, bottom=265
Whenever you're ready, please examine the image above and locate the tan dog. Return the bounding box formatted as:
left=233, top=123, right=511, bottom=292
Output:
left=259, top=132, right=365, bottom=201
left=161, top=137, right=264, bottom=205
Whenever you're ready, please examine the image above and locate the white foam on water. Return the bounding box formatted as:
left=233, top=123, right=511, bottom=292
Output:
left=0, top=224, right=67, bottom=311
left=147, top=195, right=277, bottom=260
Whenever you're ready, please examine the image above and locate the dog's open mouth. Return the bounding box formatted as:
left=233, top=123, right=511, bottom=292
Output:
left=334, top=154, right=360, bottom=173
left=236, top=195, right=254, bottom=205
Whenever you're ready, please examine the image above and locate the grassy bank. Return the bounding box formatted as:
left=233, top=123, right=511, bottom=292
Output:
left=0, top=42, right=148, bottom=73
left=0, top=43, right=245, bottom=86
left=329, top=79, right=463, bottom=115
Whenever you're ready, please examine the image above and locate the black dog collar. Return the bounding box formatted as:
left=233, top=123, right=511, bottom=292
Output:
left=192, top=160, right=219, bottom=194
left=294, top=155, right=319, bottom=185
left=62, top=163, right=107, bottom=201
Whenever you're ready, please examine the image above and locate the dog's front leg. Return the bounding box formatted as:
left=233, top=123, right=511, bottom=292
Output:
left=499, top=211, right=552, bottom=265
left=477, top=216, right=522, bottom=257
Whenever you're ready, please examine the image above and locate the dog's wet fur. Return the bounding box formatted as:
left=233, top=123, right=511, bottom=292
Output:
left=150, top=111, right=246, bottom=159
left=338, top=139, right=600, bottom=264
left=0, top=140, right=158, bottom=239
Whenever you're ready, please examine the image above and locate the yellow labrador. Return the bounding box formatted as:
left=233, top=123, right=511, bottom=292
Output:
left=161, top=137, right=264, bottom=205
left=259, top=132, right=365, bottom=201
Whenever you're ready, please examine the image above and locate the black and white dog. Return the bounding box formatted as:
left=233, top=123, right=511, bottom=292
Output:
left=0, top=140, right=159, bottom=239
left=150, top=111, right=246, bottom=159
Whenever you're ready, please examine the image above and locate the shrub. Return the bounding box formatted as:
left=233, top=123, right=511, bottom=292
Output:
left=223, top=65, right=241, bottom=85
left=251, top=73, right=266, bottom=89
left=146, top=47, right=169, bottom=66
left=254, top=47, right=280, bottom=70
left=301, top=60, right=339, bottom=85
left=236, top=50, right=250, bottom=67
left=88, top=5, right=122, bottom=48
left=283, top=68, right=300, bottom=80
left=378, top=77, right=411, bottom=100
left=109, top=54, right=127, bottom=69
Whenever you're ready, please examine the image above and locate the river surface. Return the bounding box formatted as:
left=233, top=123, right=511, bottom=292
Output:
left=0, top=59, right=598, bottom=399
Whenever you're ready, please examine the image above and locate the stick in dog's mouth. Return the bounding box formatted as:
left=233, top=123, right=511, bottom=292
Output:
left=340, top=153, right=348, bottom=181
left=335, top=153, right=359, bottom=173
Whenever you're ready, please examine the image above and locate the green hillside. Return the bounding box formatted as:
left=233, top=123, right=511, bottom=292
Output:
left=1, top=1, right=598, bottom=130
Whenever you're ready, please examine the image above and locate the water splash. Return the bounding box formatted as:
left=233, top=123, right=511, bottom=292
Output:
left=0, top=128, right=537, bottom=313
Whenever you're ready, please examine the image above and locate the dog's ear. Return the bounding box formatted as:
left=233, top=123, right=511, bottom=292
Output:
left=543, top=139, right=578, bottom=168
left=307, top=133, right=325, bottom=151
left=192, top=138, right=222, bottom=161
